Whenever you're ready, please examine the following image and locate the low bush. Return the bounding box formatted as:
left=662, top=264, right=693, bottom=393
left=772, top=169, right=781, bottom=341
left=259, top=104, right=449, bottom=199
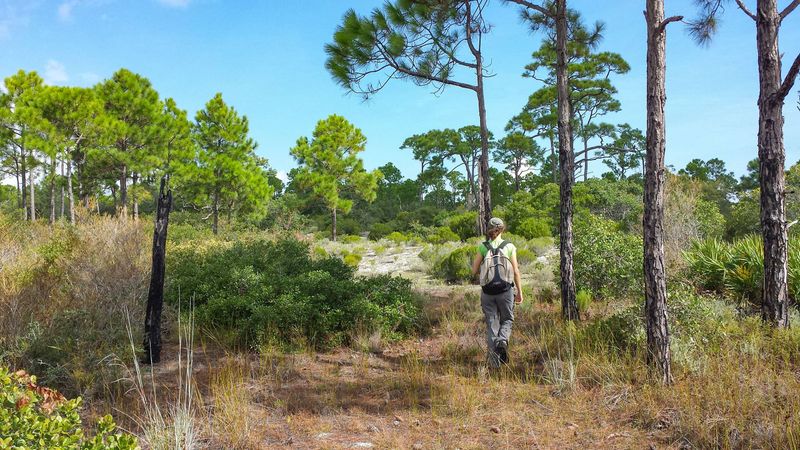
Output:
left=446, top=211, right=478, bottom=241
left=340, top=235, right=363, bottom=244
left=369, top=222, right=393, bottom=241
left=343, top=253, right=363, bottom=268
left=571, top=214, right=643, bottom=299
left=576, top=289, right=592, bottom=312
left=386, top=231, right=409, bottom=244
left=0, top=367, right=138, bottom=449
left=432, top=246, right=477, bottom=283
left=516, top=248, right=535, bottom=265
left=515, top=217, right=552, bottom=239
left=169, top=238, right=420, bottom=349
left=427, top=226, right=460, bottom=245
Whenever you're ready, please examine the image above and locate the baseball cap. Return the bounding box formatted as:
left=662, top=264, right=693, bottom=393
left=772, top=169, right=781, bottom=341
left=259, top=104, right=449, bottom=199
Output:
left=488, top=217, right=505, bottom=229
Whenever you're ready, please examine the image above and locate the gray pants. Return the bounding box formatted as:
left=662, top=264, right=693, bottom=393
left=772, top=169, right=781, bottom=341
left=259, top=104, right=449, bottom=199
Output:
left=480, top=288, right=515, bottom=367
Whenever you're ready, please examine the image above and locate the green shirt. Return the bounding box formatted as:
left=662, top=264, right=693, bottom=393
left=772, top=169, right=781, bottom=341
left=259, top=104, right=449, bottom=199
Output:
left=478, top=236, right=516, bottom=259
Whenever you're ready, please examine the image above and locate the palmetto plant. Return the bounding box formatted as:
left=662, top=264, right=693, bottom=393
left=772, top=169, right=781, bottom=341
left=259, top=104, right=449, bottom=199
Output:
left=686, top=235, right=800, bottom=308
left=684, top=238, right=732, bottom=293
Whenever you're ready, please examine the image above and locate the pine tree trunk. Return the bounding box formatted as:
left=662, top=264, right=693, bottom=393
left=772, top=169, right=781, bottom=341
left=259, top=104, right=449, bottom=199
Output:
left=132, top=173, right=139, bottom=220
left=119, top=165, right=128, bottom=218
left=212, top=189, right=219, bottom=235
left=29, top=159, right=35, bottom=222
left=332, top=207, right=338, bottom=242
left=60, top=159, right=65, bottom=220
left=49, top=156, right=56, bottom=225
left=67, top=160, right=75, bottom=224
left=757, top=0, right=789, bottom=327
left=644, top=0, right=673, bottom=384
left=20, top=149, right=27, bottom=221
left=476, top=71, right=492, bottom=236
left=556, top=0, right=578, bottom=321
left=142, top=176, right=172, bottom=364
left=549, top=134, right=558, bottom=184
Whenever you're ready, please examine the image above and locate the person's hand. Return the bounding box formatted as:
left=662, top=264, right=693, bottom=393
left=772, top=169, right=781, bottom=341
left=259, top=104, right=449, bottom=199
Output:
left=515, top=292, right=523, bottom=304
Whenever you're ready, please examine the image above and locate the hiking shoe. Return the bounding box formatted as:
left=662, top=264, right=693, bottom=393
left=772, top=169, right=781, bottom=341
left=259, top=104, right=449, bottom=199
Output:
left=496, top=341, right=509, bottom=365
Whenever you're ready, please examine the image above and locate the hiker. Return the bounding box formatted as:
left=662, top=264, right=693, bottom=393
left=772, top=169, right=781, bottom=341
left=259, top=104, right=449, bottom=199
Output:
left=471, top=217, right=523, bottom=367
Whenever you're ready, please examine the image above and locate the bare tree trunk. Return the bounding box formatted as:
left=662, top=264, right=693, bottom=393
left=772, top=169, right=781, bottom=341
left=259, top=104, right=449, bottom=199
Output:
left=757, top=0, right=791, bottom=327
left=332, top=207, right=338, bottom=242
left=466, top=0, right=491, bottom=236
left=49, top=155, right=56, bottom=225
left=119, top=165, right=128, bottom=218
left=476, top=79, right=492, bottom=236
left=556, top=0, right=578, bottom=321
left=643, top=0, right=678, bottom=384
left=67, top=160, right=75, bottom=224
left=142, top=176, right=172, bottom=364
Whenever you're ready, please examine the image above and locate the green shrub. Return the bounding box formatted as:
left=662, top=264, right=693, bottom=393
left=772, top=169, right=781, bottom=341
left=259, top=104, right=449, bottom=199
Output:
left=386, top=231, right=409, bottom=244
left=340, top=235, right=363, bottom=244
left=369, top=222, right=393, bottom=241
left=571, top=214, right=643, bottom=299
left=529, top=237, right=555, bottom=256
left=576, top=289, right=592, bottom=312
left=0, top=367, right=138, bottom=449
left=516, top=248, right=535, bottom=265
left=446, top=211, right=478, bottom=241
left=343, top=253, right=363, bottom=268
left=433, top=246, right=477, bottom=283
left=169, top=238, right=418, bottom=349
left=515, top=217, right=552, bottom=239
left=428, top=226, right=460, bottom=244
left=312, top=245, right=328, bottom=259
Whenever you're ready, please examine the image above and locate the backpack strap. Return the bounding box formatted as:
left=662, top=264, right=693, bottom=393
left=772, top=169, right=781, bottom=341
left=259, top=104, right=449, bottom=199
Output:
left=483, top=241, right=495, bottom=255
left=496, top=240, right=510, bottom=252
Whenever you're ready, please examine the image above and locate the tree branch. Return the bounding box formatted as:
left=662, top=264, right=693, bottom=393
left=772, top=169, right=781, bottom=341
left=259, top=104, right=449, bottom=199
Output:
left=781, top=0, right=800, bottom=20
left=657, top=15, right=684, bottom=34
left=735, top=0, right=757, bottom=20
left=775, top=51, right=800, bottom=102
left=504, top=0, right=551, bottom=17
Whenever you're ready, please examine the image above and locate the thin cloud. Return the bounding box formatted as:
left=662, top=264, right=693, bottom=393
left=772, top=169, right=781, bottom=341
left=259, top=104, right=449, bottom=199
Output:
left=58, top=0, right=79, bottom=21
left=44, top=60, right=69, bottom=85
left=156, top=0, right=191, bottom=8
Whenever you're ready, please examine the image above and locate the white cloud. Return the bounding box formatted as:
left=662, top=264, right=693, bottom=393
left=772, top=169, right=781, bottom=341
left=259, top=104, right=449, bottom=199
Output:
left=58, top=0, right=79, bottom=21
left=44, top=60, right=69, bottom=85
left=276, top=170, right=289, bottom=183
left=156, top=0, right=191, bottom=8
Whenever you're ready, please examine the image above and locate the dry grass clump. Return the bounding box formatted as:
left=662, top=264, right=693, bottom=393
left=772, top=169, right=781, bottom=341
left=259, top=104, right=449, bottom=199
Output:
left=0, top=215, right=150, bottom=397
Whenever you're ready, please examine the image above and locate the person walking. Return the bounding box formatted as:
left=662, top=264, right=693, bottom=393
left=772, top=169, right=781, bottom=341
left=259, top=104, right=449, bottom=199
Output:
left=471, top=217, right=523, bottom=367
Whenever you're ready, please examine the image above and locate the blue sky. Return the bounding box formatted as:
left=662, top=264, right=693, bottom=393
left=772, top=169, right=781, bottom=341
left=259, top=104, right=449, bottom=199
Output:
left=1, top=0, right=798, bottom=181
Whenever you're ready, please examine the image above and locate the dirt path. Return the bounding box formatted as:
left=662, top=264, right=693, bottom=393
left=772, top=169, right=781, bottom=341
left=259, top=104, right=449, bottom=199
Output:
left=133, top=285, right=664, bottom=450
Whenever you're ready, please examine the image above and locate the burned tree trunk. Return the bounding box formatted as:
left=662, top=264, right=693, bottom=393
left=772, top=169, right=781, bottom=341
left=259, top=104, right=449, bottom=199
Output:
left=555, top=0, right=578, bottom=321
left=756, top=0, right=796, bottom=328
left=643, top=0, right=681, bottom=384
left=142, top=176, right=173, bottom=364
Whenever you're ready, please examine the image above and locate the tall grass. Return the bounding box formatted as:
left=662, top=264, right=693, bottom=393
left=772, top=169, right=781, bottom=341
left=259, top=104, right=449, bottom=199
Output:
left=121, top=304, right=199, bottom=450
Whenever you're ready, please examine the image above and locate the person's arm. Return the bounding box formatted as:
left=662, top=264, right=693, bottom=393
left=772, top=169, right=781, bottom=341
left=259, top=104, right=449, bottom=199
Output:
left=511, top=250, right=523, bottom=304
left=471, top=252, right=484, bottom=280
